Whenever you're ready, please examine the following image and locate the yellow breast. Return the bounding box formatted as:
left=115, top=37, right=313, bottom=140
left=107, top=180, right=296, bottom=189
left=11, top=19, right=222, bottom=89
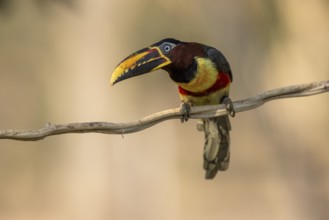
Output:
left=179, top=86, right=230, bottom=105
left=176, top=57, right=230, bottom=105
left=177, top=58, right=218, bottom=93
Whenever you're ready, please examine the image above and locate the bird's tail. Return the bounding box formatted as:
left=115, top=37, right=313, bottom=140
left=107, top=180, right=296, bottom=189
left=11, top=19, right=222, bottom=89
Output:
left=198, top=116, right=231, bottom=179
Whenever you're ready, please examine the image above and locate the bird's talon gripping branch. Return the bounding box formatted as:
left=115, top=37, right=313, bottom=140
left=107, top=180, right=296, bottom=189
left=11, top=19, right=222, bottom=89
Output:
left=222, top=97, right=235, bottom=117
left=180, top=102, right=192, bottom=122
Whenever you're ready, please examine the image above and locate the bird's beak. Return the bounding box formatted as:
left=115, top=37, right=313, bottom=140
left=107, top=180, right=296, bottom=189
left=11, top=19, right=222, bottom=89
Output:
left=110, top=46, right=172, bottom=85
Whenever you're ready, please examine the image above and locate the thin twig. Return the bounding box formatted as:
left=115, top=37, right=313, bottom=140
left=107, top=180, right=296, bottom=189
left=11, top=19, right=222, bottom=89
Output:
left=0, top=80, right=328, bottom=141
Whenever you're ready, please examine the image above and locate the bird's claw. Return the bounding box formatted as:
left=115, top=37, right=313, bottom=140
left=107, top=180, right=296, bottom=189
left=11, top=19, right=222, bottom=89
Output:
left=222, top=97, right=235, bottom=117
left=180, top=102, right=192, bottom=122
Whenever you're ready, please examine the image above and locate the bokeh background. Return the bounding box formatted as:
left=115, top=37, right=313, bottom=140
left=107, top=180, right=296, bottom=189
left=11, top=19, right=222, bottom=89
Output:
left=1, top=0, right=329, bottom=219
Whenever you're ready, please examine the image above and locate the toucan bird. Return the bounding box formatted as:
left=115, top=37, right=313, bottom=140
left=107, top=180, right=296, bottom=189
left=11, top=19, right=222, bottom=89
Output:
left=110, top=38, right=234, bottom=179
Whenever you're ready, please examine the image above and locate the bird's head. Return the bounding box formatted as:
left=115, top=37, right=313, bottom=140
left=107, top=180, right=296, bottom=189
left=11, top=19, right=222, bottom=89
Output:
left=110, top=38, right=232, bottom=86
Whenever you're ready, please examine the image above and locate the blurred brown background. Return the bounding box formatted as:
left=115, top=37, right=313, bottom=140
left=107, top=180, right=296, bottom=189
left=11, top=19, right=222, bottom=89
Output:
left=1, top=0, right=329, bottom=219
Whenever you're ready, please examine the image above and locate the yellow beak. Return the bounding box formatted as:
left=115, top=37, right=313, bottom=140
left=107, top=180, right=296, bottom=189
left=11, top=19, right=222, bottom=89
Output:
left=110, top=46, right=172, bottom=85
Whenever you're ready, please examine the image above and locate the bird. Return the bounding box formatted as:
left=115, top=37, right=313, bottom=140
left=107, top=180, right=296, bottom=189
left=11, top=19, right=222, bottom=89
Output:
left=110, top=38, right=234, bottom=179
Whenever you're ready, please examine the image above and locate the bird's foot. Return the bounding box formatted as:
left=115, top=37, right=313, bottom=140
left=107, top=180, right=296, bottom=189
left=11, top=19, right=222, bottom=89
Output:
left=222, top=97, right=235, bottom=117
left=180, top=102, right=192, bottom=123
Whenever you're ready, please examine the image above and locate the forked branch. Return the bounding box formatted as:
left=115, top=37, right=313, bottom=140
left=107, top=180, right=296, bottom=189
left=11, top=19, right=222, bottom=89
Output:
left=0, top=80, right=328, bottom=141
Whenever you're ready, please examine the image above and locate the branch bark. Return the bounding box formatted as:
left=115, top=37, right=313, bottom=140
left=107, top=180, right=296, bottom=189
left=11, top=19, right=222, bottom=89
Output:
left=1, top=80, right=328, bottom=141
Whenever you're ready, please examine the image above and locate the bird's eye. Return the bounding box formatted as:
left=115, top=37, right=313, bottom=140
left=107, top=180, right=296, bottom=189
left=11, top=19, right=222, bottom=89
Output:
left=163, top=45, right=171, bottom=52
left=162, top=43, right=173, bottom=53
